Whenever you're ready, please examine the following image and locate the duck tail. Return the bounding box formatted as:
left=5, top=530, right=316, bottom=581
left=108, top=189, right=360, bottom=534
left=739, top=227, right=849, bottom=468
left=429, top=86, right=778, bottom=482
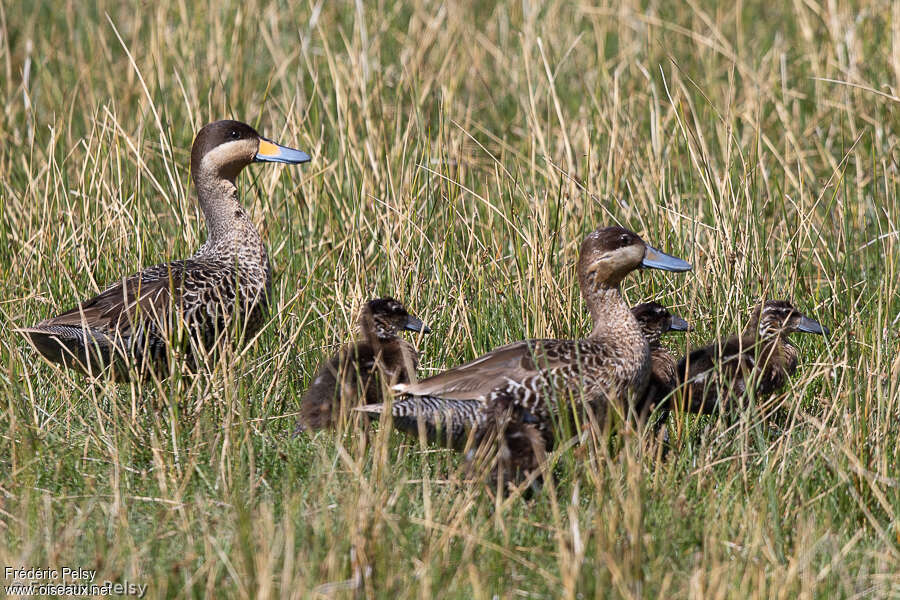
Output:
left=16, top=325, right=118, bottom=375
left=356, top=396, right=482, bottom=450
left=354, top=403, right=387, bottom=417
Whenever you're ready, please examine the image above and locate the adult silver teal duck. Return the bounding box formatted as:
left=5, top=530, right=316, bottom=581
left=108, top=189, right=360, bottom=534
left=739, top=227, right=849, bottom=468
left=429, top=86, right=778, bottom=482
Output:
left=19, top=120, right=310, bottom=379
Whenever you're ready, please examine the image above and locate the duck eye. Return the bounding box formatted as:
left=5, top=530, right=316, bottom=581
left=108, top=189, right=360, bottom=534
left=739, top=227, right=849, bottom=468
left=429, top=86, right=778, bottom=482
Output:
left=229, top=129, right=241, bottom=140
left=619, top=234, right=631, bottom=246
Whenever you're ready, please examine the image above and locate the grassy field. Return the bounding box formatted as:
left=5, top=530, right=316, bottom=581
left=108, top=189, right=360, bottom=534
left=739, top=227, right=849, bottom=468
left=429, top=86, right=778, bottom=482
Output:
left=1, top=0, right=899, bottom=597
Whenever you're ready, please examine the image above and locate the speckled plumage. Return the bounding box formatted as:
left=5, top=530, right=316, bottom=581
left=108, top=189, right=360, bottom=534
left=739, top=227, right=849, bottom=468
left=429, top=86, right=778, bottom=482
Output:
left=359, top=227, right=691, bottom=488
left=676, top=300, right=827, bottom=414
left=296, top=298, right=428, bottom=432
left=19, top=120, right=310, bottom=379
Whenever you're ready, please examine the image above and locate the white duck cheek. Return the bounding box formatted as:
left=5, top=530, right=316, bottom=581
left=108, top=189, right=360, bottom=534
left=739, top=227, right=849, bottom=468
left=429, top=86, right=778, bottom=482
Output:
left=201, top=140, right=255, bottom=173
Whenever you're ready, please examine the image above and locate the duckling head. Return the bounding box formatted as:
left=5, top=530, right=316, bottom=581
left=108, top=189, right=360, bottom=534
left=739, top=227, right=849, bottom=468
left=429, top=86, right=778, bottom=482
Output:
left=631, top=302, right=691, bottom=344
left=190, top=120, right=310, bottom=184
left=758, top=300, right=829, bottom=338
left=577, top=226, right=692, bottom=292
left=361, top=297, right=431, bottom=340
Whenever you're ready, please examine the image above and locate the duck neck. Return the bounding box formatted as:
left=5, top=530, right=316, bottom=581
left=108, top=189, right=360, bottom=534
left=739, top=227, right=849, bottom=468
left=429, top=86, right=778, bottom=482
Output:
left=359, top=314, right=394, bottom=349
left=756, top=332, right=798, bottom=375
left=643, top=328, right=663, bottom=348
left=769, top=331, right=796, bottom=354
left=780, top=336, right=799, bottom=371
left=193, top=172, right=264, bottom=256
left=584, top=285, right=637, bottom=340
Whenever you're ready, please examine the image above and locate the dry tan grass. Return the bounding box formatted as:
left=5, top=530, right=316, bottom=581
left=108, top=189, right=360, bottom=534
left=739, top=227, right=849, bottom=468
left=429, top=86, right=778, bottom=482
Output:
left=1, top=0, right=899, bottom=597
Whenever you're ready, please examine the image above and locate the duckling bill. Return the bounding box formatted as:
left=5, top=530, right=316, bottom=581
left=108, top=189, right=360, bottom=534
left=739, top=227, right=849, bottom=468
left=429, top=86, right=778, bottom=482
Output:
left=676, top=299, right=827, bottom=415
left=18, top=120, right=310, bottom=379
left=297, top=297, right=429, bottom=432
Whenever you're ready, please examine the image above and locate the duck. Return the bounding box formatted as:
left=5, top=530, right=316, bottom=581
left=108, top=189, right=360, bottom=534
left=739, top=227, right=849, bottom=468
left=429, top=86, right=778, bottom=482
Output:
left=18, top=120, right=310, bottom=379
left=675, top=299, right=828, bottom=415
left=358, top=300, right=690, bottom=448
left=630, top=302, right=690, bottom=426
left=296, top=297, right=430, bottom=432
left=358, top=226, right=691, bottom=486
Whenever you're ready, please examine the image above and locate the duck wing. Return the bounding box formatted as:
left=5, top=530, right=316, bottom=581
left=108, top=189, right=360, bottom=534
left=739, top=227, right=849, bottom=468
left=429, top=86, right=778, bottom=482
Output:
left=356, top=396, right=484, bottom=450
left=677, top=334, right=766, bottom=412
left=678, top=334, right=759, bottom=378
left=17, top=262, right=192, bottom=375
left=35, top=261, right=189, bottom=337
left=20, top=258, right=261, bottom=376
left=396, top=339, right=596, bottom=401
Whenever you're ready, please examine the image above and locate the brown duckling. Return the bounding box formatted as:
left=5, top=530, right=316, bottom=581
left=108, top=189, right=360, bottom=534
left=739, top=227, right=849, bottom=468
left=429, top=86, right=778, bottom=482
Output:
left=360, top=226, right=691, bottom=488
left=296, top=297, right=430, bottom=432
left=630, top=302, right=690, bottom=425
left=18, top=120, right=311, bottom=379
left=676, top=299, right=828, bottom=415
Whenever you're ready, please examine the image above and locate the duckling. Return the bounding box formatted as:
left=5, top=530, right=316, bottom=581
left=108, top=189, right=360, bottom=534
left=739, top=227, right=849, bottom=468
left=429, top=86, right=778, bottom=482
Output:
left=18, top=120, right=310, bottom=379
left=358, top=301, right=690, bottom=448
left=630, top=302, right=690, bottom=426
left=676, top=299, right=828, bottom=415
left=296, top=298, right=430, bottom=432
left=360, top=227, right=691, bottom=486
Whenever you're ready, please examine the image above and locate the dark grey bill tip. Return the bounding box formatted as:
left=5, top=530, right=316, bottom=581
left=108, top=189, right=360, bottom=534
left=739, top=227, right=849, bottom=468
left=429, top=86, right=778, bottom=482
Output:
left=404, top=316, right=430, bottom=334
left=797, top=315, right=828, bottom=336
left=669, top=315, right=691, bottom=331
left=642, top=245, right=692, bottom=272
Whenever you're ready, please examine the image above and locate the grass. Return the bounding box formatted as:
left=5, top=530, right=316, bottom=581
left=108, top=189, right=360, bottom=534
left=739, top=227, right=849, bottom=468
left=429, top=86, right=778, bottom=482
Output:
left=1, top=0, right=899, bottom=597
